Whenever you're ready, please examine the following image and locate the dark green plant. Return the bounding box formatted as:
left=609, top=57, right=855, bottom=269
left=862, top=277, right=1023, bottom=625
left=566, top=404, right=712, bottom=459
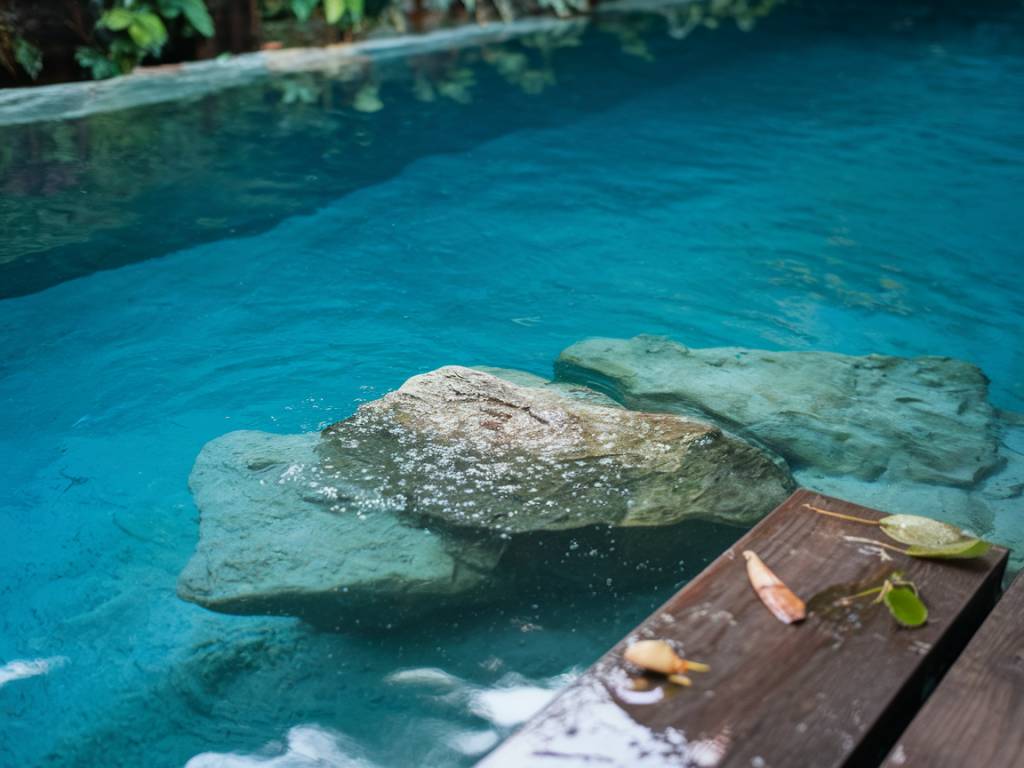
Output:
left=2, top=0, right=785, bottom=83
left=76, top=0, right=215, bottom=79
left=14, top=36, right=42, bottom=79
left=263, top=0, right=364, bottom=25
left=0, top=13, right=44, bottom=81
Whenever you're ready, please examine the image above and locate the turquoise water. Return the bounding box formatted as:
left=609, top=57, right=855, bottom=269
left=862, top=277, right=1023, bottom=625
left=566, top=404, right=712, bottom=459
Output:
left=2, top=1, right=1024, bottom=765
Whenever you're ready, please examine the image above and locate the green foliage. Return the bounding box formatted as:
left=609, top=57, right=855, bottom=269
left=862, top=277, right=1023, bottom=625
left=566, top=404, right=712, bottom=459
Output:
left=324, top=0, right=344, bottom=23
left=283, top=0, right=363, bottom=25
left=0, top=0, right=790, bottom=85
left=289, top=0, right=321, bottom=22
left=5, top=0, right=782, bottom=83
left=161, top=0, right=217, bottom=37
left=75, top=45, right=124, bottom=79
left=132, top=14, right=168, bottom=50
left=14, top=37, right=42, bottom=80
left=78, top=0, right=214, bottom=80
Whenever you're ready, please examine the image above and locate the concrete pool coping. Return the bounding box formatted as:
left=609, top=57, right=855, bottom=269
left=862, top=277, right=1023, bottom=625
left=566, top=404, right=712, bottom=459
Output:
left=0, top=18, right=580, bottom=128
left=0, top=0, right=705, bottom=128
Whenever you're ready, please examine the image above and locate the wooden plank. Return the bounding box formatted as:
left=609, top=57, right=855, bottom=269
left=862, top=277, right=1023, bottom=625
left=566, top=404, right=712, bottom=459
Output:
left=881, top=573, right=1024, bottom=768
left=478, top=488, right=1007, bottom=768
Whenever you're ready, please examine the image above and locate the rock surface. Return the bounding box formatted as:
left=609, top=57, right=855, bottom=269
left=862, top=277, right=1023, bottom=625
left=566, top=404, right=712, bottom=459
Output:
left=318, top=366, right=795, bottom=533
left=556, top=335, right=1003, bottom=487
left=179, top=365, right=796, bottom=620
left=177, top=430, right=504, bottom=619
left=474, top=366, right=624, bottom=410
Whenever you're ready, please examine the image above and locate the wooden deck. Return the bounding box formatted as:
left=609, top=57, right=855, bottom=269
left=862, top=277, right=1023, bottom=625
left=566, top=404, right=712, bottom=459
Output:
left=478, top=488, right=1009, bottom=768
left=881, top=572, right=1024, bottom=768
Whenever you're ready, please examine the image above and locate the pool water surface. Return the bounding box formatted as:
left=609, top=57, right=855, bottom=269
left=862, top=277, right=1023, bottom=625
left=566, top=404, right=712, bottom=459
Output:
left=1, top=1, right=1023, bottom=765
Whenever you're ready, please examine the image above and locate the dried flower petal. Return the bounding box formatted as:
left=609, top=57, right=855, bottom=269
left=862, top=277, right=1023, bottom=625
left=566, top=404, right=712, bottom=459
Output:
left=667, top=674, right=693, bottom=687
left=743, top=550, right=806, bottom=624
left=623, top=640, right=709, bottom=679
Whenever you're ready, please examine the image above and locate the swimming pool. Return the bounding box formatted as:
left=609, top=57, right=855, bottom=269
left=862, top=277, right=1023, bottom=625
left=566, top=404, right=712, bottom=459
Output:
left=2, top=0, right=1023, bottom=765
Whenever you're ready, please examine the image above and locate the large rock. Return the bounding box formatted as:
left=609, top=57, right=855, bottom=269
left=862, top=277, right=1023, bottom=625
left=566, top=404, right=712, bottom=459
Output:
left=179, top=366, right=795, bottom=622
left=177, top=430, right=505, bottom=620
left=317, top=366, right=795, bottom=533
left=556, top=335, right=1003, bottom=487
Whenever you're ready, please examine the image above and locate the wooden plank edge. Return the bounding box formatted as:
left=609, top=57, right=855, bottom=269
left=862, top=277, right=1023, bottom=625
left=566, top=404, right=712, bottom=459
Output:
left=476, top=487, right=1010, bottom=768
left=847, top=544, right=1008, bottom=767
left=880, top=571, right=1024, bottom=768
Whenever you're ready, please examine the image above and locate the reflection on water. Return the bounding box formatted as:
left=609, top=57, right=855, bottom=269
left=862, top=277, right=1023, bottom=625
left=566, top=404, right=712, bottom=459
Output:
left=0, top=0, right=786, bottom=299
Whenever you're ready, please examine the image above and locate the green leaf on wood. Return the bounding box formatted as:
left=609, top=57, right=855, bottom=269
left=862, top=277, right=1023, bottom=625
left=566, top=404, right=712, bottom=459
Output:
left=882, top=584, right=928, bottom=628
left=878, top=514, right=990, bottom=559
left=880, top=514, right=974, bottom=548
left=905, top=539, right=992, bottom=560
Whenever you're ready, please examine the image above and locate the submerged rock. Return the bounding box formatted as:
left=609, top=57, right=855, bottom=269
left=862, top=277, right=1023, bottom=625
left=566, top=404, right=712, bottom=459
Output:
left=177, top=430, right=504, bottom=620
left=179, top=366, right=795, bottom=621
left=318, top=366, right=795, bottom=533
left=557, top=336, right=1003, bottom=487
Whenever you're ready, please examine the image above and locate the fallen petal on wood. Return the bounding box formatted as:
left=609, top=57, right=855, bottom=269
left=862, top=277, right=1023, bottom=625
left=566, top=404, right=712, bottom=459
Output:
left=623, top=640, right=709, bottom=679
left=743, top=550, right=807, bottom=624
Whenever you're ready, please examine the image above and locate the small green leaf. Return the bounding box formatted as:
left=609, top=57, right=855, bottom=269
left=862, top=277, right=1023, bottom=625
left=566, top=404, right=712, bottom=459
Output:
left=324, top=0, right=344, bottom=23
left=880, top=514, right=975, bottom=548
left=290, top=0, right=320, bottom=21
left=905, top=539, right=992, bottom=560
left=75, top=46, right=122, bottom=79
left=128, top=12, right=169, bottom=53
left=883, top=584, right=928, bottom=628
left=14, top=38, right=43, bottom=80
left=157, top=0, right=183, bottom=19
left=100, top=8, right=136, bottom=31
left=180, top=0, right=215, bottom=37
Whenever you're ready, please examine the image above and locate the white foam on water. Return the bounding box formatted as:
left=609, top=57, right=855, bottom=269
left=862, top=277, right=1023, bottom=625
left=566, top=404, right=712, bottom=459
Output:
left=383, top=666, right=461, bottom=690
left=0, top=656, right=68, bottom=688
left=469, top=684, right=558, bottom=728
left=384, top=666, right=576, bottom=732
left=184, top=725, right=377, bottom=768
left=446, top=729, right=500, bottom=756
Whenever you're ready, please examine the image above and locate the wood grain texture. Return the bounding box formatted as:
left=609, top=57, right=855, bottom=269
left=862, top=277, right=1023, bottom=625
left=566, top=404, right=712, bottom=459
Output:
left=478, top=488, right=1008, bottom=768
left=882, top=573, right=1024, bottom=768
